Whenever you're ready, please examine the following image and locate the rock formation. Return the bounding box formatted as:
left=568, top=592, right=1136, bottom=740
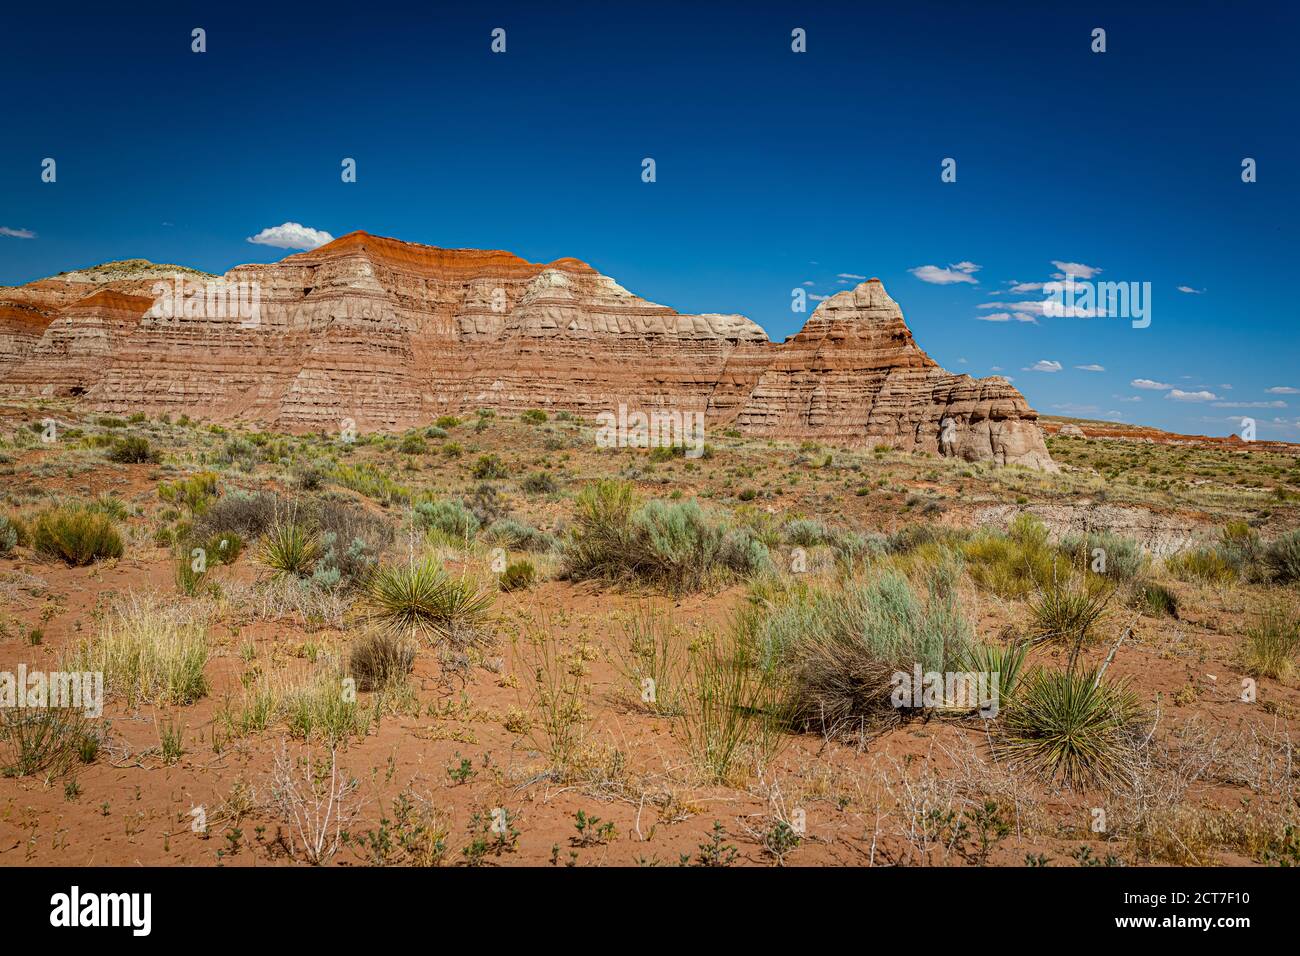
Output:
left=0, top=231, right=1056, bottom=470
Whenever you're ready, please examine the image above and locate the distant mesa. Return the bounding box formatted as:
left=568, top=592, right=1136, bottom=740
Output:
left=0, top=230, right=1056, bottom=470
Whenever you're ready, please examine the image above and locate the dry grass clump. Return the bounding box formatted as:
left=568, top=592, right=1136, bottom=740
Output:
left=70, top=594, right=209, bottom=706
left=1239, top=603, right=1300, bottom=681
left=361, top=556, right=493, bottom=650
left=349, top=631, right=416, bottom=692
left=960, top=514, right=1070, bottom=598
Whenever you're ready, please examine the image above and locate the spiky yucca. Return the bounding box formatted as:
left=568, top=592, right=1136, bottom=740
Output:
left=1000, top=667, right=1145, bottom=789
left=363, top=557, right=493, bottom=648
left=258, top=522, right=321, bottom=577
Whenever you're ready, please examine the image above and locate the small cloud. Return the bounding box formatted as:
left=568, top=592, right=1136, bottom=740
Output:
left=246, top=221, right=334, bottom=250
left=910, top=264, right=978, bottom=285
left=990, top=366, right=1003, bottom=372
left=1007, top=280, right=1043, bottom=293
left=0, top=227, right=36, bottom=239
left=800, top=280, right=815, bottom=287
left=809, top=294, right=830, bottom=301
left=950, top=261, right=981, bottom=274
left=1025, top=359, right=1063, bottom=373
left=1266, top=386, right=1300, bottom=394
left=976, top=308, right=1037, bottom=324
left=1074, top=364, right=1105, bottom=372
left=957, top=357, right=968, bottom=364
left=1116, top=396, right=1142, bottom=403
left=1131, top=378, right=1172, bottom=390
left=1166, top=389, right=1218, bottom=402
left=1212, top=400, right=1286, bottom=409
left=1177, top=285, right=1205, bottom=294
left=1050, top=260, right=1101, bottom=279
left=836, top=273, right=867, bottom=280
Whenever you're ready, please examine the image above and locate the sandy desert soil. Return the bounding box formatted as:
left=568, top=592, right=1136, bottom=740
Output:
left=0, top=401, right=1297, bottom=867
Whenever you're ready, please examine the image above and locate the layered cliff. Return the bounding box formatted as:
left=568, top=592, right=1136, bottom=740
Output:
left=0, top=231, right=1056, bottom=470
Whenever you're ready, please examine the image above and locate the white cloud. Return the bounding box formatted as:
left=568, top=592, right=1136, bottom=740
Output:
left=1116, top=396, right=1142, bottom=402
left=1074, top=364, right=1105, bottom=372
left=1050, top=260, right=1101, bottom=279
left=1212, top=400, right=1286, bottom=409
left=1166, top=389, right=1218, bottom=402
left=836, top=273, right=867, bottom=280
left=1025, top=360, right=1063, bottom=373
left=990, top=366, right=1003, bottom=372
left=950, top=261, right=981, bottom=274
left=809, top=293, right=830, bottom=301
left=1008, top=281, right=1043, bottom=293
left=1131, top=378, right=1172, bottom=390
left=0, top=227, right=36, bottom=239
left=801, top=280, right=814, bottom=286
left=958, top=357, right=968, bottom=364
left=979, top=300, right=1047, bottom=316
left=910, top=264, right=978, bottom=285
left=1266, top=386, right=1299, bottom=394
left=1177, top=285, right=1205, bottom=294
left=246, top=222, right=334, bottom=250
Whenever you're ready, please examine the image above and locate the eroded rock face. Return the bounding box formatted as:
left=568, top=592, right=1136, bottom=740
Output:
left=0, top=231, right=1056, bottom=470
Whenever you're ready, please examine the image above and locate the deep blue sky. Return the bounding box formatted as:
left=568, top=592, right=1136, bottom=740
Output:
left=2, top=1, right=1297, bottom=438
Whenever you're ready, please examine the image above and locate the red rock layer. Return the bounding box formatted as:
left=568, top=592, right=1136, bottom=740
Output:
left=0, top=231, right=1056, bottom=469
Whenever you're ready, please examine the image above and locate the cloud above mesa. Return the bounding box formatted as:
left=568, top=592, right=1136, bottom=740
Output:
left=909, top=262, right=980, bottom=285
left=246, top=222, right=334, bottom=251
left=0, top=227, right=37, bottom=239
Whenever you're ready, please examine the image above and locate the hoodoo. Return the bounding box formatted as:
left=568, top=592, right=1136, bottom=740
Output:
left=0, top=231, right=1056, bottom=470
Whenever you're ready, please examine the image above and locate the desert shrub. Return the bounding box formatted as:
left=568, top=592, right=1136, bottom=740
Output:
left=349, top=631, right=416, bottom=692
left=886, top=523, right=971, bottom=556
left=499, top=559, right=536, bottom=592
left=782, top=519, right=829, bottom=548
left=960, top=515, right=1069, bottom=599
left=1060, top=531, right=1147, bottom=581
left=756, top=563, right=974, bottom=737
left=71, top=595, right=209, bottom=706
left=218, top=436, right=260, bottom=471
left=158, top=472, right=220, bottom=514
left=258, top=522, right=322, bottom=577
left=292, top=460, right=328, bottom=490
left=1218, top=521, right=1263, bottom=579
left=1239, top=604, right=1300, bottom=681
left=106, top=434, right=157, bottom=464
left=413, top=499, right=480, bottom=541
left=399, top=433, right=428, bottom=455
left=331, top=462, right=411, bottom=506
left=487, top=518, right=556, bottom=553
left=0, top=515, right=18, bottom=556
left=521, top=471, right=559, bottom=495
left=434, top=415, right=461, bottom=430
left=196, top=489, right=279, bottom=539
left=1129, top=579, right=1179, bottom=618
left=195, top=530, right=244, bottom=566
left=471, top=454, right=509, bottom=480
left=1262, top=530, right=1300, bottom=584
left=466, top=483, right=508, bottom=527
left=999, top=667, right=1147, bottom=789
left=362, top=557, right=493, bottom=649
left=521, top=409, right=548, bottom=424
left=1165, top=546, right=1237, bottom=585
left=961, top=640, right=1028, bottom=703
left=0, top=708, right=96, bottom=778
left=32, top=506, right=124, bottom=565
left=312, top=532, right=379, bottom=591
left=613, top=604, right=687, bottom=716
left=88, top=493, right=131, bottom=521
left=563, top=480, right=769, bottom=593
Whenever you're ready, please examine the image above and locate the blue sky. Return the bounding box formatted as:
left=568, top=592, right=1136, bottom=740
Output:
left=2, top=1, right=1297, bottom=438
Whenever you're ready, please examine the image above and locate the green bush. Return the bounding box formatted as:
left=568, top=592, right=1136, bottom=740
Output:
left=32, top=507, right=124, bottom=565
left=1059, top=531, right=1147, bottom=581
left=521, top=409, right=548, bottom=424
left=521, top=471, right=559, bottom=495
left=782, top=519, right=829, bottom=548
left=1165, top=547, right=1237, bottom=585
left=499, top=559, right=537, bottom=592
left=0, top=515, right=18, bottom=556
left=961, top=515, right=1070, bottom=599
left=434, top=416, right=461, bottom=430
left=413, top=499, right=481, bottom=541
left=106, top=434, right=157, bottom=464
left=471, top=454, right=509, bottom=480
left=488, top=518, right=556, bottom=553
left=1129, top=579, right=1178, bottom=619
left=399, top=433, right=428, bottom=455
left=1262, top=530, right=1300, bottom=584
left=1240, top=605, right=1300, bottom=681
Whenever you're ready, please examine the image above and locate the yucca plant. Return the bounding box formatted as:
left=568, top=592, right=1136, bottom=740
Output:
left=961, top=639, right=1029, bottom=706
left=1000, top=666, right=1146, bottom=789
left=362, top=557, right=493, bottom=648
left=258, top=522, right=321, bottom=577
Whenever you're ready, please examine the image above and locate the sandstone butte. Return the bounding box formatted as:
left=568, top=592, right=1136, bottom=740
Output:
left=0, top=231, right=1057, bottom=471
